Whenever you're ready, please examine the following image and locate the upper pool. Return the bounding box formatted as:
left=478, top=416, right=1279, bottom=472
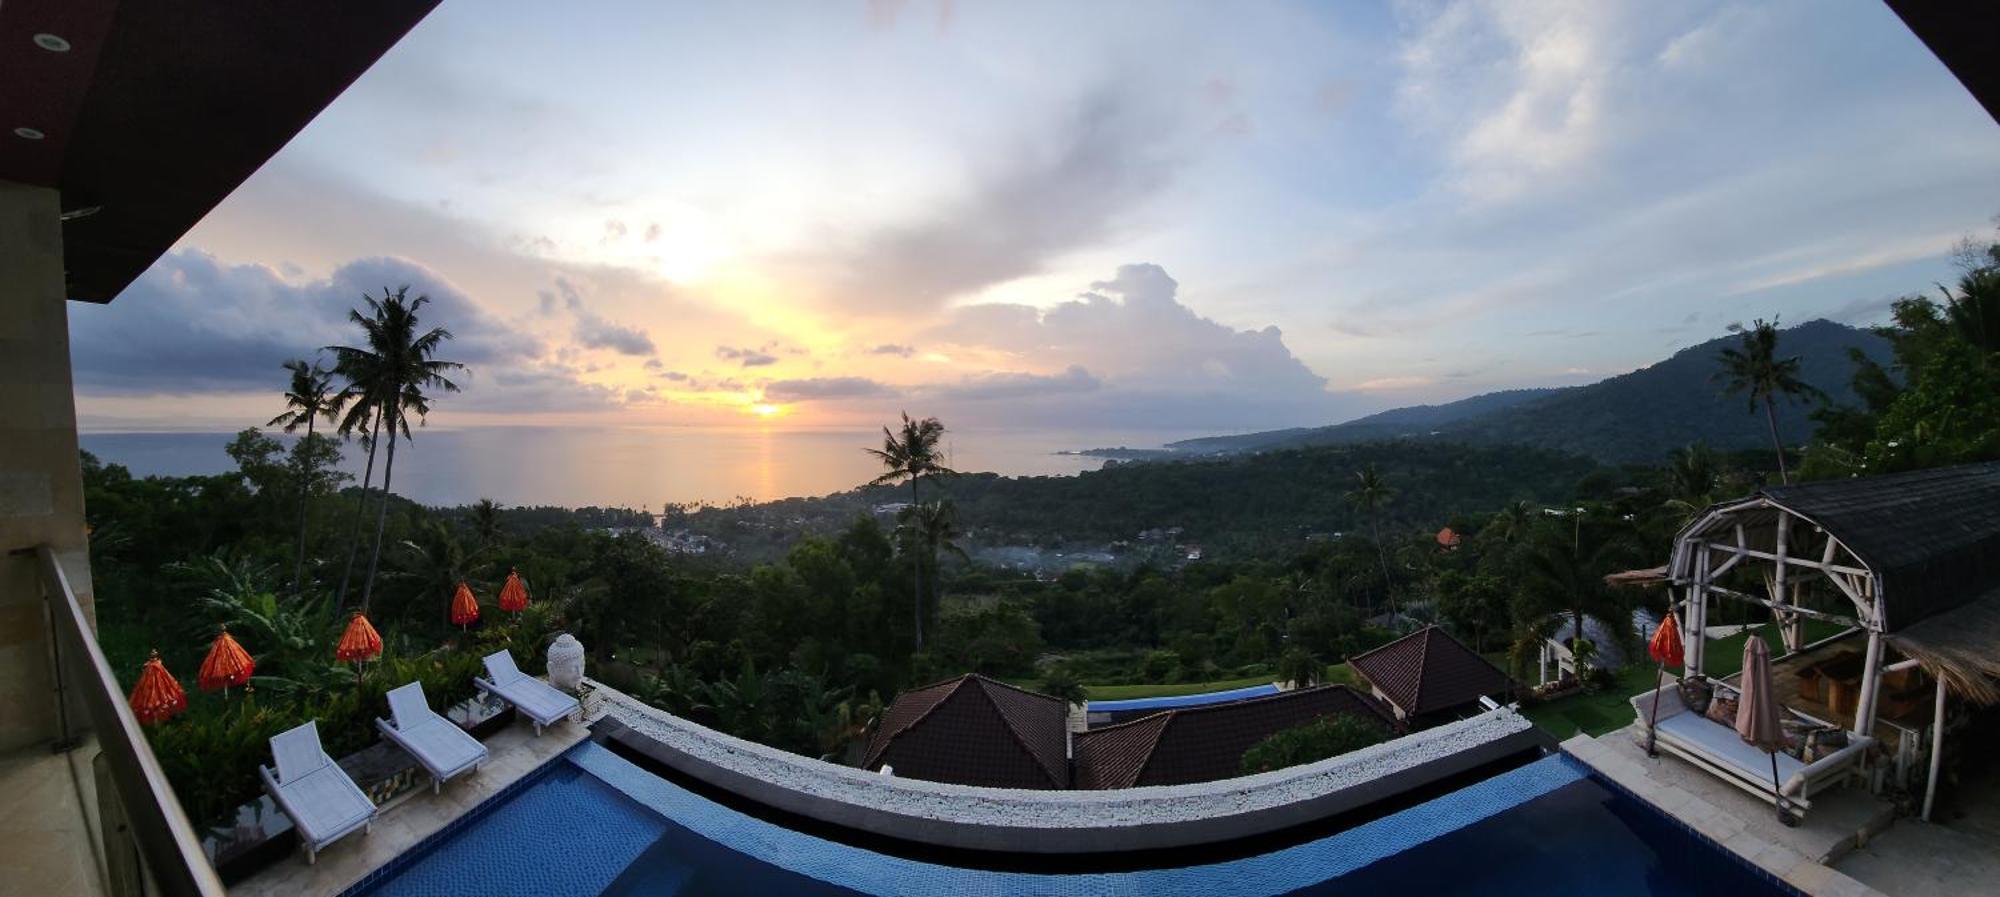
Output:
left=342, top=741, right=1796, bottom=897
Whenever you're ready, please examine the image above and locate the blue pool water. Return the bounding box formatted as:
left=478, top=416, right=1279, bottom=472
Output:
left=344, top=744, right=1796, bottom=897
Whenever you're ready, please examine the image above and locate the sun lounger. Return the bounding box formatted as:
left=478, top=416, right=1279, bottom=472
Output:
left=260, top=721, right=376, bottom=864
left=376, top=681, right=489, bottom=793
left=475, top=650, right=581, bottom=735
left=1631, top=686, right=1872, bottom=814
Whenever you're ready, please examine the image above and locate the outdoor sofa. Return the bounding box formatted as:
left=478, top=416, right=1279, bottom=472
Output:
left=1631, top=684, right=1873, bottom=815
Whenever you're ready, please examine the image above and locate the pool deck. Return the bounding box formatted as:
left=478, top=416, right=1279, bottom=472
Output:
left=229, top=712, right=588, bottom=897
left=1566, top=724, right=2000, bottom=897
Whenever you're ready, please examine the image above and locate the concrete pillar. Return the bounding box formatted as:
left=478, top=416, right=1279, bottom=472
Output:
left=0, top=180, right=95, bottom=753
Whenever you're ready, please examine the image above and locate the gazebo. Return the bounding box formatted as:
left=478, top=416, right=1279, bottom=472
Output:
left=1664, top=461, right=2000, bottom=820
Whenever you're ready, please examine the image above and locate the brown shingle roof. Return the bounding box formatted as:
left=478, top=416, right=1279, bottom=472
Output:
left=1347, top=625, right=1513, bottom=718
left=1071, top=685, right=1392, bottom=789
left=862, top=674, right=1071, bottom=789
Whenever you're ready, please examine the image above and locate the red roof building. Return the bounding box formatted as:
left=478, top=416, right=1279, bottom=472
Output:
left=1348, top=626, right=1514, bottom=726
left=1072, top=685, right=1394, bottom=789
left=863, top=674, right=1072, bottom=789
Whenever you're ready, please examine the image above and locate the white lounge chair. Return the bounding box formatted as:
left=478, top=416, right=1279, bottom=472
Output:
left=260, top=721, right=376, bottom=864
left=1631, top=686, right=1873, bottom=815
left=377, top=681, right=490, bottom=793
left=475, top=650, right=581, bottom=735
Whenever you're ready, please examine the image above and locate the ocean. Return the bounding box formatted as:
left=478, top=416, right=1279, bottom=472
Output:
left=78, top=425, right=1215, bottom=510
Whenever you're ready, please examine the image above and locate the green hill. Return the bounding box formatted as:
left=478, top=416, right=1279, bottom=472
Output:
left=1166, top=319, right=1889, bottom=464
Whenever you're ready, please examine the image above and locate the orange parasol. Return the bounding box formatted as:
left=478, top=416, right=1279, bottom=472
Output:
left=197, top=627, right=255, bottom=694
left=498, top=569, right=529, bottom=613
left=1644, top=611, right=1686, bottom=758
left=129, top=651, right=187, bottom=725
left=335, top=613, right=383, bottom=663
left=450, top=581, right=481, bottom=628
left=1648, top=611, right=1684, bottom=668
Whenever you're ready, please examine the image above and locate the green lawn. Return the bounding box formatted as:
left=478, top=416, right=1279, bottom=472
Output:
left=1520, top=619, right=1854, bottom=739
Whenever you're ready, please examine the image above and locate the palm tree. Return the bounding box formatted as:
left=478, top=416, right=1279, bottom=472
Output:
left=268, top=359, right=342, bottom=596
left=1717, top=318, right=1825, bottom=484
left=1508, top=519, right=1634, bottom=683
left=1663, top=442, right=1721, bottom=523
left=865, top=413, right=957, bottom=648
left=1344, top=464, right=1397, bottom=621
left=326, top=287, right=462, bottom=614
left=1039, top=666, right=1089, bottom=709
left=330, top=379, right=385, bottom=613
left=896, top=499, right=968, bottom=646
left=470, top=498, right=504, bottom=547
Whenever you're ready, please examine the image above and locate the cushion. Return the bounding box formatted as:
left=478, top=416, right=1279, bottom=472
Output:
left=1705, top=695, right=1740, bottom=727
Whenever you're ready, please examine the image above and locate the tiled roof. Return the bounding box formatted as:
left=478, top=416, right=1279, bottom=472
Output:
left=1348, top=626, right=1513, bottom=718
left=1072, top=685, right=1393, bottom=789
left=1759, top=461, right=2000, bottom=631
left=862, top=674, right=1070, bottom=789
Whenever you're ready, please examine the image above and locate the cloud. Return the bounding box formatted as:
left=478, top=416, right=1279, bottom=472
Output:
left=923, top=263, right=1345, bottom=426
left=763, top=376, right=896, bottom=402
left=786, top=91, right=1175, bottom=314
left=69, top=250, right=615, bottom=416
left=539, top=276, right=657, bottom=356
left=715, top=345, right=778, bottom=367
left=867, top=343, right=916, bottom=357
left=932, top=365, right=1100, bottom=401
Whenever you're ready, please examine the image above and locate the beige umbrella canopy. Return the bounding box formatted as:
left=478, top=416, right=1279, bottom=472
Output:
left=1736, top=636, right=1796, bottom=826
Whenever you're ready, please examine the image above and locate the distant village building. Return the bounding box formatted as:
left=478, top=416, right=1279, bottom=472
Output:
left=1348, top=626, right=1515, bottom=727
left=863, top=675, right=1071, bottom=789
left=1072, top=686, right=1393, bottom=788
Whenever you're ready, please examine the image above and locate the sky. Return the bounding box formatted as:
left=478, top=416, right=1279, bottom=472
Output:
left=68, top=0, right=2000, bottom=436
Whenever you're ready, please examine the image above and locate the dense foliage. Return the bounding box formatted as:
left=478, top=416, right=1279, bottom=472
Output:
left=1240, top=715, right=1393, bottom=775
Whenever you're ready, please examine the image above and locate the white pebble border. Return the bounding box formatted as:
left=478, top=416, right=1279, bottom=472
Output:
left=585, top=678, right=1539, bottom=830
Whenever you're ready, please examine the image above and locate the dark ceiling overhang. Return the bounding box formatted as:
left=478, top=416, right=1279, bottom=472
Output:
left=0, top=1, right=439, bottom=303
left=1885, top=0, right=2000, bottom=125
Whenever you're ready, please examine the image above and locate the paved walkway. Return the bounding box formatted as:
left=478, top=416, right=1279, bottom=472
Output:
left=231, top=714, right=586, bottom=897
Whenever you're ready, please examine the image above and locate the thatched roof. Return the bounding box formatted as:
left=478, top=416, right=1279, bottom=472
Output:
left=1759, top=462, right=2000, bottom=632
left=1604, top=566, right=1670, bottom=589
left=1889, top=586, right=2000, bottom=705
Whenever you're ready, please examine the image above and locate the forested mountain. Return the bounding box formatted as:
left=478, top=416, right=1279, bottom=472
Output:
left=1165, top=320, right=1890, bottom=464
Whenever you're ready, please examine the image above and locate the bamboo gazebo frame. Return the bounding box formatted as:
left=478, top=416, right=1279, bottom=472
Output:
left=1667, top=463, right=2000, bottom=822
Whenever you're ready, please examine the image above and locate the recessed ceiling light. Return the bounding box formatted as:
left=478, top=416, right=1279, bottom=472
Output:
left=33, top=33, right=71, bottom=52
left=14, top=127, right=46, bottom=140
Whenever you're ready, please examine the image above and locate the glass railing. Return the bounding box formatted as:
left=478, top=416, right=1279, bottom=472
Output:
left=36, top=545, right=227, bottom=897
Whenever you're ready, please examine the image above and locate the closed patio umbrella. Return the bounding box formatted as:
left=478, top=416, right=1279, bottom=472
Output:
left=498, top=569, right=529, bottom=613
left=197, top=626, right=254, bottom=696
left=450, top=581, right=481, bottom=629
left=1736, top=635, right=1796, bottom=826
left=1644, top=611, right=1683, bottom=757
left=336, top=612, right=383, bottom=678
left=129, top=651, right=187, bottom=725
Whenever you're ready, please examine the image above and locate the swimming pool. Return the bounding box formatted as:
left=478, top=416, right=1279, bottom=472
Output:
left=343, top=742, right=1797, bottom=897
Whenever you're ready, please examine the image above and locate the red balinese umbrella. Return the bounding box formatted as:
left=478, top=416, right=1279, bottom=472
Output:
left=129, top=651, right=187, bottom=725
left=336, top=613, right=383, bottom=666
left=498, top=569, right=529, bottom=613
left=197, top=627, right=254, bottom=695
left=450, top=581, right=481, bottom=629
left=1643, top=611, right=1684, bottom=757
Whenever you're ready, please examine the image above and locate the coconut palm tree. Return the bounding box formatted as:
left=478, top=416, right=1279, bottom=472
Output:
left=326, top=287, right=462, bottom=614
left=268, top=359, right=342, bottom=596
left=896, top=498, right=968, bottom=647
left=1507, top=518, right=1635, bottom=682
left=1344, top=464, right=1397, bottom=622
left=1717, top=318, right=1825, bottom=484
left=330, top=389, right=382, bottom=614
left=865, top=413, right=957, bottom=648
left=470, top=498, right=503, bottom=547
left=1663, top=442, right=1722, bottom=523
